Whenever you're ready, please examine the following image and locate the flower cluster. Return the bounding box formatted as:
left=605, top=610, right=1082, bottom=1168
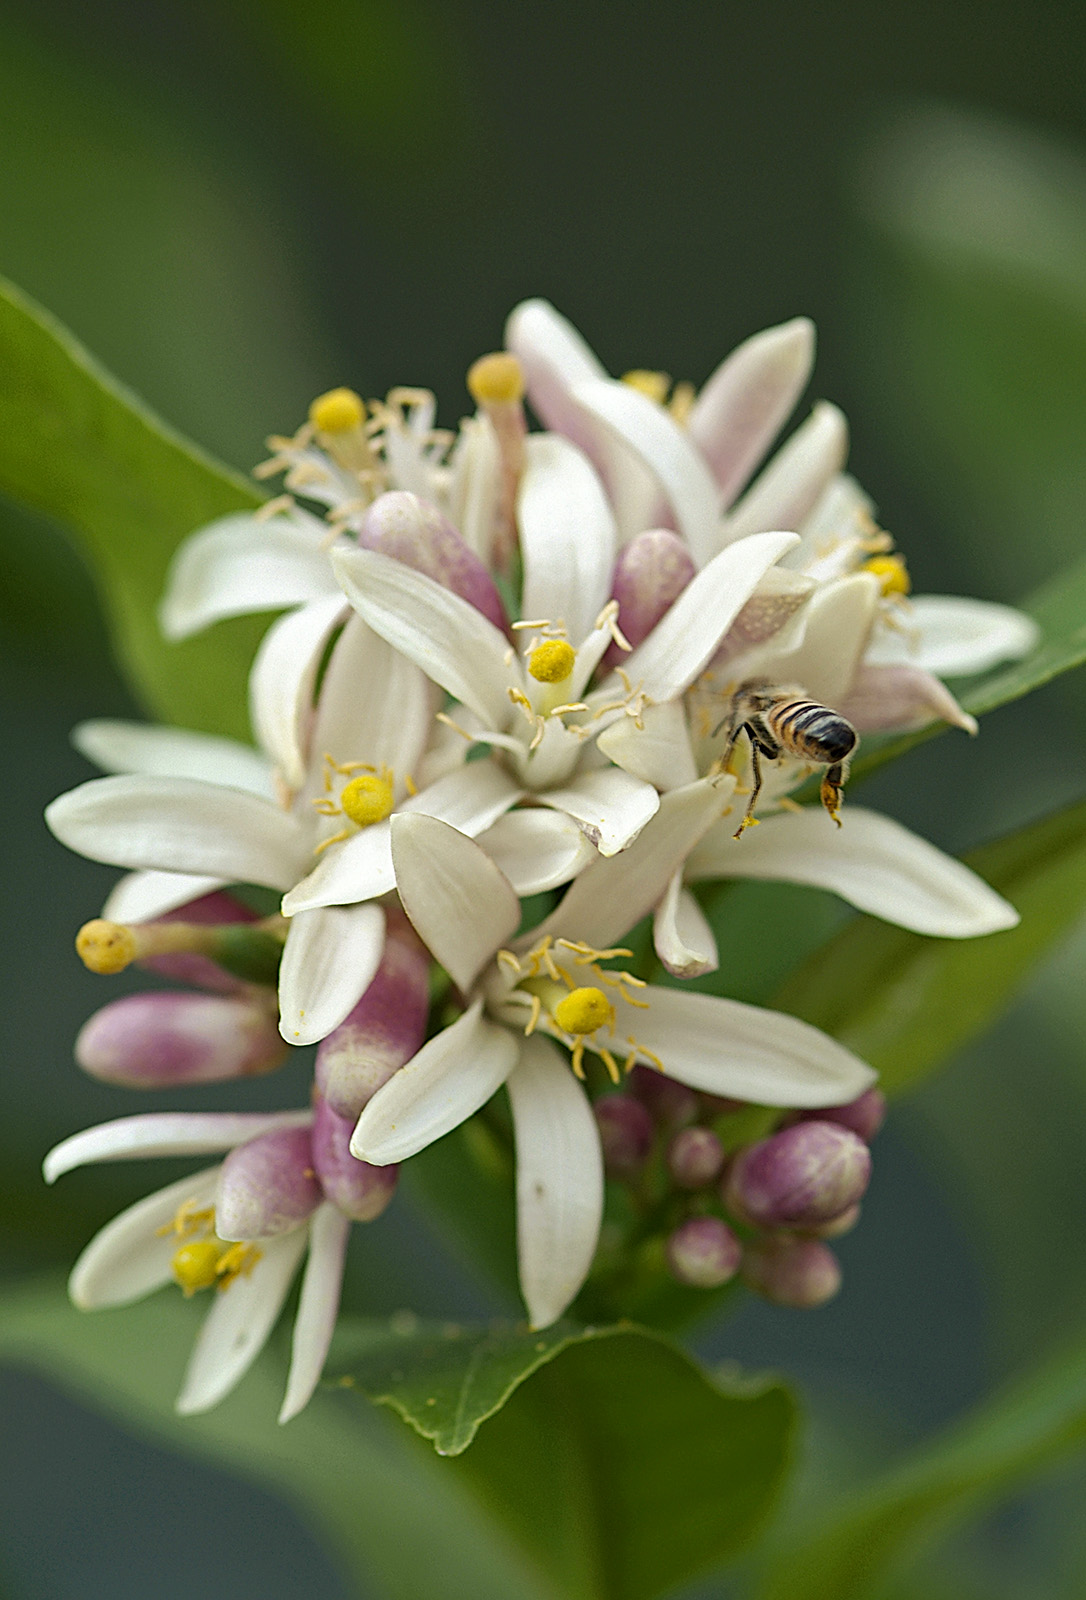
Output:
left=44, top=300, right=1033, bottom=1418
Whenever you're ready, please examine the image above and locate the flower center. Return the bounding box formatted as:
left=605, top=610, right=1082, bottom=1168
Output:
left=862, top=553, right=911, bottom=597
left=528, top=638, right=576, bottom=684
left=340, top=772, right=396, bottom=827
left=160, top=1200, right=262, bottom=1296
left=621, top=368, right=696, bottom=422
left=309, top=387, right=366, bottom=434
left=553, top=985, right=612, bottom=1034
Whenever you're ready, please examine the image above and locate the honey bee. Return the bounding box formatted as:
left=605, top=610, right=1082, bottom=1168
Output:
left=712, top=683, right=858, bottom=837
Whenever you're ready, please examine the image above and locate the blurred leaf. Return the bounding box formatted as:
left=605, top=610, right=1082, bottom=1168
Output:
left=332, top=1316, right=796, bottom=1599
left=756, top=1336, right=1086, bottom=1600
left=774, top=799, right=1086, bottom=1095
left=0, top=276, right=269, bottom=739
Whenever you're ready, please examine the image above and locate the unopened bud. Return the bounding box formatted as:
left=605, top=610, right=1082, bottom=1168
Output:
left=742, top=1236, right=841, bottom=1308
left=812, top=1203, right=860, bottom=1240
left=215, top=1126, right=320, bottom=1241
left=315, top=925, right=429, bottom=1120
left=665, top=1216, right=742, bottom=1288
left=667, top=1126, right=725, bottom=1190
left=75, top=992, right=287, bottom=1087
left=312, top=1093, right=398, bottom=1222
left=800, top=1088, right=886, bottom=1143
left=628, top=1065, right=699, bottom=1131
left=725, top=1120, right=871, bottom=1230
left=594, top=1093, right=654, bottom=1178
left=358, top=491, right=509, bottom=633
left=602, top=529, right=696, bottom=668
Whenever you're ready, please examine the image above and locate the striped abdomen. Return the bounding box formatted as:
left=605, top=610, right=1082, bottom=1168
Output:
left=766, top=699, right=857, bottom=765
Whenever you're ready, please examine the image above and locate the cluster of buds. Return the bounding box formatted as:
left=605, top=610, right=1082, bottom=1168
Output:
left=595, top=1067, right=884, bottom=1308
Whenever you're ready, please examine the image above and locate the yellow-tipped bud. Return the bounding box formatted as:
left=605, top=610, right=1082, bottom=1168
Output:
left=863, top=553, right=911, bottom=597
left=554, top=986, right=613, bottom=1036
left=622, top=369, right=671, bottom=406
left=76, top=919, right=137, bottom=975
left=171, top=1240, right=224, bottom=1296
left=467, top=352, right=525, bottom=406
left=309, top=387, right=366, bottom=434
left=340, top=772, right=396, bottom=828
left=528, top=638, right=576, bottom=683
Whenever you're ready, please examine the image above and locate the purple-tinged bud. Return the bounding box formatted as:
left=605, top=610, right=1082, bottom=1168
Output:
left=312, top=1093, right=398, bottom=1222
left=216, top=1126, right=320, bottom=1241
left=594, top=1093, right=654, bottom=1178
left=799, top=1089, right=886, bottom=1144
left=742, top=1236, right=841, bottom=1308
left=665, top=1216, right=742, bottom=1288
left=811, top=1204, right=860, bottom=1240
left=602, top=529, right=696, bottom=668
left=628, top=1065, right=699, bottom=1131
left=667, top=1126, right=726, bottom=1190
left=139, top=892, right=257, bottom=994
left=358, top=491, right=509, bottom=633
left=724, top=1121, right=871, bottom=1230
left=316, top=926, right=430, bottom=1121
left=75, top=992, right=287, bottom=1087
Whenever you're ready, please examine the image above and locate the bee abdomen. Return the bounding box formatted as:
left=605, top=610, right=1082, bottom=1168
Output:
left=767, top=700, right=857, bottom=764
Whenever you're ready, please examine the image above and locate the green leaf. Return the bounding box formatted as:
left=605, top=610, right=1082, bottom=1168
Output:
left=331, top=1315, right=797, bottom=1600
left=774, top=799, right=1086, bottom=1095
left=756, top=1336, right=1086, bottom=1600
left=0, top=275, right=268, bottom=739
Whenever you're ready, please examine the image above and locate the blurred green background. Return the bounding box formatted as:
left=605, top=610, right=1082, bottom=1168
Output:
left=2, top=2, right=1086, bottom=1595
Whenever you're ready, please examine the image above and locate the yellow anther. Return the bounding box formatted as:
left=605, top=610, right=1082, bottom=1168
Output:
left=171, top=1240, right=224, bottom=1296
left=554, top=986, right=614, bottom=1036
left=863, top=553, right=911, bottom=597
left=622, top=369, right=671, bottom=405
left=76, top=920, right=137, bottom=975
left=528, top=638, right=576, bottom=683
left=467, top=352, right=525, bottom=405
left=339, top=772, right=396, bottom=828
left=214, top=1241, right=262, bottom=1287
left=309, top=387, right=366, bottom=434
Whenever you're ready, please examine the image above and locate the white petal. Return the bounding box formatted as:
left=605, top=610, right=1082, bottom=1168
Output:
left=332, top=546, right=514, bottom=731
left=507, top=1034, right=604, bottom=1329
left=102, top=870, right=227, bottom=923
left=475, top=809, right=598, bottom=894
left=176, top=1227, right=308, bottom=1414
left=653, top=871, right=719, bottom=978
left=279, top=903, right=386, bottom=1046
left=351, top=1002, right=519, bottom=1164
left=73, top=721, right=274, bottom=799
left=729, top=572, right=880, bottom=707
left=629, top=987, right=875, bottom=1106
left=595, top=701, right=698, bottom=792
left=687, top=805, right=1019, bottom=937
left=391, top=814, right=519, bottom=991
left=839, top=663, right=978, bottom=736
left=518, top=434, right=617, bottom=643
left=279, top=1204, right=350, bottom=1424
left=45, top=1111, right=313, bottom=1184
left=573, top=378, right=723, bottom=567
left=619, top=530, right=800, bottom=701
left=538, top=767, right=660, bottom=857
left=69, top=1167, right=220, bottom=1309
left=160, top=513, right=337, bottom=640
left=248, top=596, right=350, bottom=790
left=505, top=298, right=609, bottom=469
left=721, top=403, right=848, bottom=546
left=688, top=318, right=815, bottom=508
left=532, top=776, right=735, bottom=953
left=866, top=595, right=1040, bottom=678
left=46, top=775, right=308, bottom=888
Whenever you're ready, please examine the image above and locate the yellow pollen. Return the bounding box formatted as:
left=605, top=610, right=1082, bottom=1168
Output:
left=863, top=553, right=911, bottom=597
left=171, top=1240, right=224, bottom=1296
left=528, top=638, right=576, bottom=683
left=467, top=352, right=525, bottom=405
left=76, top=920, right=136, bottom=975
left=622, top=369, right=671, bottom=406
left=554, top=986, right=613, bottom=1036
left=309, top=387, right=365, bottom=434
left=339, top=772, right=396, bottom=827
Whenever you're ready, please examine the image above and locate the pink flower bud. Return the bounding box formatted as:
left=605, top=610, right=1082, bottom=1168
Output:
left=742, top=1236, right=841, bottom=1308
left=216, top=1126, right=321, bottom=1240
left=312, top=1093, right=398, bottom=1222
left=139, top=891, right=257, bottom=993
left=812, top=1204, right=860, bottom=1240
left=358, top=491, right=509, bottom=633
left=75, top=992, right=286, bottom=1087
left=628, top=1065, right=699, bottom=1131
left=602, top=529, right=695, bottom=667
left=799, top=1088, right=886, bottom=1143
left=594, top=1093, right=654, bottom=1178
left=724, top=1120, right=871, bottom=1230
left=667, top=1126, right=725, bottom=1190
left=665, top=1216, right=742, bottom=1288
left=315, top=925, right=430, bottom=1120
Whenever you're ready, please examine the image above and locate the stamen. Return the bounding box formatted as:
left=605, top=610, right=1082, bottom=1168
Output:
left=593, top=600, right=632, bottom=654
left=863, top=553, right=911, bottom=597
left=75, top=917, right=286, bottom=977
left=309, top=388, right=366, bottom=434
left=622, top=369, right=671, bottom=405
left=467, top=352, right=525, bottom=406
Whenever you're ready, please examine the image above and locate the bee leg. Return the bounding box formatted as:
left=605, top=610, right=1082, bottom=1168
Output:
left=733, top=725, right=771, bottom=838
left=820, top=762, right=846, bottom=826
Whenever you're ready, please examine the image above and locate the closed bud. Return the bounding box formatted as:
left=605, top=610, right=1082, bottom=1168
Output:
left=216, top=1126, right=320, bottom=1240
left=594, top=1093, right=654, bottom=1178
left=667, top=1126, right=725, bottom=1190
left=811, top=1203, right=860, bottom=1240
left=75, top=992, right=287, bottom=1087
left=665, top=1216, right=742, bottom=1288
left=628, top=1065, right=699, bottom=1131
left=742, top=1236, right=841, bottom=1308
left=312, top=1093, right=398, bottom=1222
left=799, top=1088, right=886, bottom=1143
left=316, top=925, right=429, bottom=1120
left=725, top=1120, right=871, bottom=1230
left=603, top=529, right=695, bottom=668
left=358, top=491, right=509, bottom=632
